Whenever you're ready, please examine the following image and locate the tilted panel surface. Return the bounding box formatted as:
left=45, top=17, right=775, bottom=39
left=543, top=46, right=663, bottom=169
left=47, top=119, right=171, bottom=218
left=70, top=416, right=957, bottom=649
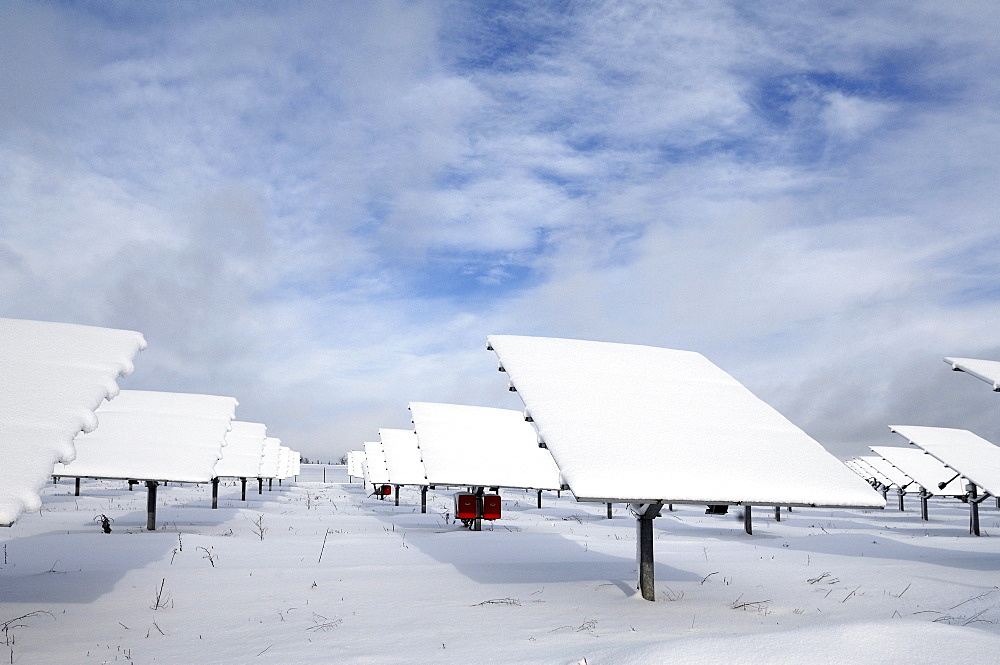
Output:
left=488, top=335, right=884, bottom=507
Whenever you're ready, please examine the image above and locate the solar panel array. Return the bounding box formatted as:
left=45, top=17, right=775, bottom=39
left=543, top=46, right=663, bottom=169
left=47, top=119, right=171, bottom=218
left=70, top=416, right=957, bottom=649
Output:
left=869, top=446, right=965, bottom=496
left=890, top=426, right=1000, bottom=497
left=215, top=421, right=268, bottom=478
left=56, top=390, right=238, bottom=483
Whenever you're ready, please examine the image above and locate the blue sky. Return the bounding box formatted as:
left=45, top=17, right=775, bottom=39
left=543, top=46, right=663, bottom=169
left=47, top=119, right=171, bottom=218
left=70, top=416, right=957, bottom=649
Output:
left=2, top=0, right=998, bottom=460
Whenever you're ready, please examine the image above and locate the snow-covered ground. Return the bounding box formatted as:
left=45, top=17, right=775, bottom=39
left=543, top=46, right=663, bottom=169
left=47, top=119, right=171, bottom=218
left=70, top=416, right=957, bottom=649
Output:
left=2, top=465, right=999, bottom=664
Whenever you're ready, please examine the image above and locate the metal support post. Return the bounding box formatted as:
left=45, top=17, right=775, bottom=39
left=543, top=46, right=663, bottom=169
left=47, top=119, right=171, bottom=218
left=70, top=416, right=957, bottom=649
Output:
left=146, top=481, right=158, bottom=531
left=258, top=477, right=263, bottom=495
left=394, top=485, right=400, bottom=507
left=211, top=477, right=219, bottom=509
left=897, top=489, right=905, bottom=511
left=743, top=505, right=753, bottom=535
left=607, top=502, right=613, bottom=519
left=421, top=486, right=427, bottom=514
left=774, top=506, right=781, bottom=522
left=920, top=491, right=929, bottom=521
left=969, top=484, right=980, bottom=536
left=268, top=478, right=273, bottom=491
left=75, top=477, right=81, bottom=496
left=240, top=477, right=247, bottom=501
left=537, top=490, right=543, bottom=509
left=632, top=503, right=663, bottom=601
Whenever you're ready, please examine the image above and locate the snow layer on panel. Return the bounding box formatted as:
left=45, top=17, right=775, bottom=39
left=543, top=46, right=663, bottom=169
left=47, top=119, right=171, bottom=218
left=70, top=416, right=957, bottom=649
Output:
left=944, top=357, right=1000, bottom=391
left=259, top=438, right=282, bottom=478
left=363, top=441, right=390, bottom=484
left=0, top=318, right=146, bottom=526
left=379, top=429, right=427, bottom=486
left=290, top=451, right=301, bottom=477
left=347, top=450, right=366, bottom=478
left=214, top=422, right=266, bottom=478
left=58, top=390, right=237, bottom=483
left=870, top=446, right=965, bottom=495
left=408, top=402, right=563, bottom=490
left=487, top=335, right=885, bottom=507
left=890, top=426, right=1000, bottom=496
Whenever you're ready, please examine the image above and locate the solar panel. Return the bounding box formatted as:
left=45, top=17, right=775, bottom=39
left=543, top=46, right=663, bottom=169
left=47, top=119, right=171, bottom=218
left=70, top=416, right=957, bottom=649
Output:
left=0, top=318, right=146, bottom=526
left=259, top=437, right=282, bottom=479
left=856, top=456, right=914, bottom=490
left=57, top=390, right=237, bottom=483
left=487, top=335, right=884, bottom=508
left=362, top=441, right=390, bottom=485
left=379, top=429, right=427, bottom=486
left=408, top=402, right=562, bottom=491
left=869, top=446, right=965, bottom=495
left=844, top=459, right=875, bottom=482
left=944, top=357, right=1000, bottom=391
left=889, top=426, right=1000, bottom=497
left=347, top=450, right=366, bottom=479
left=214, top=421, right=267, bottom=478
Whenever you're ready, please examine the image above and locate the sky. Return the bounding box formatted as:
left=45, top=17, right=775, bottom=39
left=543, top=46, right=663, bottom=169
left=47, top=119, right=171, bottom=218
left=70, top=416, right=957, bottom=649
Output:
left=2, top=0, right=998, bottom=462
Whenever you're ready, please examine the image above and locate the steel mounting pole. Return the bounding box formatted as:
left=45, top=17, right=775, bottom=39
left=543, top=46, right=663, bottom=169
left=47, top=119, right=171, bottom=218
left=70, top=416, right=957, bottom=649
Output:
left=145, top=481, right=158, bottom=531
left=631, top=502, right=663, bottom=601
left=743, top=505, right=753, bottom=535
left=969, top=483, right=981, bottom=536
left=211, top=477, right=219, bottom=509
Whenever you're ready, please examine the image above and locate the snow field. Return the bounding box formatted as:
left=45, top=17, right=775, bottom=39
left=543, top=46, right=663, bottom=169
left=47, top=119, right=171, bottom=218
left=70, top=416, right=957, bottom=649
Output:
left=1, top=468, right=999, bottom=664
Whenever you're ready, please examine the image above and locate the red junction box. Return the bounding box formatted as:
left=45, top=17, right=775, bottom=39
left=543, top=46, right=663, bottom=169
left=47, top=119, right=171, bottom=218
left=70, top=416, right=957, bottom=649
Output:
left=482, top=494, right=502, bottom=520
left=380, top=484, right=392, bottom=496
left=454, top=493, right=478, bottom=520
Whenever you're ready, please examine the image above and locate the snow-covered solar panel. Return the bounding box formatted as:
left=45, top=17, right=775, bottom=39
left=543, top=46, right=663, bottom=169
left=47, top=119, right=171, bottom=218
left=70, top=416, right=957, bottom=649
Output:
left=850, top=458, right=893, bottom=486
left=488, top=335, right=884, bottom=507
left=214, top=421, right=266, bottom=478
left=56, top=390, right=237, bottom=483
left=363, top=441, right=390, bottom=485
left=290, top=450, right=301, bottom=477
left=944, top=357, right=1000, bottom=391
left=379, top=428, right=427, bottom=486
left=856, top=455, right=914, bottom=490
left=408, top=402, right=563, bottom=491
left=889, top=426, right=1000, bottom=497
left=1, top=317, right=146, bottom=526
left=870, top=446, right=965, bottom=495
left=844, top=459, right=875, bottom=482
left=347, top=450, right=366, bottom=478
left=276, top=446, right=291, bottom=479
left=259, top=437, right=282, bottom=479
